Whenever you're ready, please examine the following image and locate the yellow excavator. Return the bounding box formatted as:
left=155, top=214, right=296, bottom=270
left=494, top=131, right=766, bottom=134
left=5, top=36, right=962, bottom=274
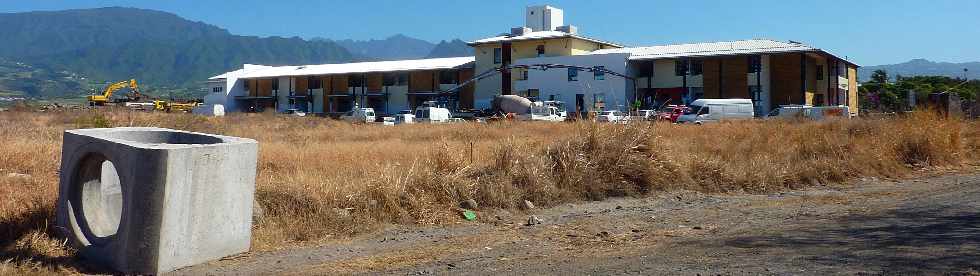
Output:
left=86, top=79, right=143, bottom=106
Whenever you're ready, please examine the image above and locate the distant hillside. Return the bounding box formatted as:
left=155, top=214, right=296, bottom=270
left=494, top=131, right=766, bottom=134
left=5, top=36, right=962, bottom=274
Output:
left=0, top=7, right=356, bottom=98
left=426, top=39, right=472, bottom=58
left=319, top=35, right=473, bottom=61
left=327, top=34, right=436, bottom=61
left=860, top=59, right=979, bottom=81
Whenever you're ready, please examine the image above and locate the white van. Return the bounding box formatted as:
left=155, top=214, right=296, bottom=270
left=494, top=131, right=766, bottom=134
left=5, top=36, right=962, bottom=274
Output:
left=766, top=105, right=851, bottom=120
left=676, top=99, right=755, bottom=124
left=414, top=106, right=452, bottom=123
left=341, top=108, right=376, bottom=123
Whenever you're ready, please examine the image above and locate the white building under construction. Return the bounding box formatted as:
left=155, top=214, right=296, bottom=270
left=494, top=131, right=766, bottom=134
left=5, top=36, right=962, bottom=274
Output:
left=205, top=4, right=859, bottom=117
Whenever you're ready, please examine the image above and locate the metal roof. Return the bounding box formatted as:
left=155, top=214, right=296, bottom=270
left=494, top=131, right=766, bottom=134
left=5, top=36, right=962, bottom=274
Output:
left=590, top=39, right=857, bottom=66
left=230, top=57, right=476, bottom=79
left=467, top=30, right=623, bottom=48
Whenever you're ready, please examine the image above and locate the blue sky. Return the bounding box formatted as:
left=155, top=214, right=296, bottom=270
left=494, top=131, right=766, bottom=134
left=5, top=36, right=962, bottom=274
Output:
left=3, top=0, right=978, bottom=66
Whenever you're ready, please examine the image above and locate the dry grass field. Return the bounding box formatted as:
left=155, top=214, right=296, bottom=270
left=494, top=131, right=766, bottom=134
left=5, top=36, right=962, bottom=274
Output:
left=0, top=110, right=976, bottom=274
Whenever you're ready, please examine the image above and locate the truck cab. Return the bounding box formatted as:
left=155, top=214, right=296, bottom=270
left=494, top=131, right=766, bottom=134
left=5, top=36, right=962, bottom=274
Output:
left=341, top=108, right=376, bottom=123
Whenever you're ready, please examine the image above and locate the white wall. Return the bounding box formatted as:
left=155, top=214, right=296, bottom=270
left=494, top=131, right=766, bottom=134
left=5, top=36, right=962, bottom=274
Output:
left=651, top=60, right=703, bottom=88
left=514, top=53, right=631, bottom=112
left=386, top=86, right=410, bottom=113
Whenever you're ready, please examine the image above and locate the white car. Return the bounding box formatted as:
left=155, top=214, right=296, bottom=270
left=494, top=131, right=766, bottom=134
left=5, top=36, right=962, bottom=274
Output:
left=595, top=110, right=624, bottom=123
left=341, top=108, right=376, bottom=123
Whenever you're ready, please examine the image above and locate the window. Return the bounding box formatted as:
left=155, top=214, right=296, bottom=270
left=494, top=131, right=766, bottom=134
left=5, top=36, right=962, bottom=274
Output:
left=517, top=69, right=528, bottom=81
left=348, top=75, right=364, bottom=88
left=593, top=93, right=606, bottom=110
left=637, top=62, right=653, bottom=78
left=748, top=55, right=762, bottom=73
left=243, top=80, right=250, bottom=91
left=383, top=73, right=397, bottom=86
left=493, top=48, right=502, bottom=64
left=525, top=89, right=540, bottom=100
left=698, top=106, right=710, bottom=115
left=816, top=65, right=824, bottom=80
left=567, top=68, right=578, bottom=81
left=689, top=60, right=703, bottom=76
left=675, top=60, right=688, bottom=76
left=439, top=70, right=457, bottom=84
left=271, top=78, right=279, bottom=91
left=212, top=86, right=223, bottom=93
left=309, top=78, right=322, bottom=90
left=594, top=66, right=605, bottom=80
left=536, top=45, right=546, bottom=57
left=396, top=73, right=409, bottom=86
left=749, top=85, right=762, bottom=101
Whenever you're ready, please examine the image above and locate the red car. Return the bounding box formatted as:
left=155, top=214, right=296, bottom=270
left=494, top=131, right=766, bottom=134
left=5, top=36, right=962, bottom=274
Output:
left=656, top=105, right=687, bottom=122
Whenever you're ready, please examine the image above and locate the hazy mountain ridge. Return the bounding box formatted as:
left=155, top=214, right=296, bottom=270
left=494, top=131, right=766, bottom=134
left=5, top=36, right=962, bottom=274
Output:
left=0, top=7, right=356, bottom=98
left=860, top=59, right=979, bottom=81
left=317, top=35, right=472, bottom=60
left=426, top=39, right=472, bottom=58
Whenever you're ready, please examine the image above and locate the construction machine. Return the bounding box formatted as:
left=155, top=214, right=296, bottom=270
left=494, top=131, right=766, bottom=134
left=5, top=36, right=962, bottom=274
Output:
left=86, top=79, right=143, bottom=106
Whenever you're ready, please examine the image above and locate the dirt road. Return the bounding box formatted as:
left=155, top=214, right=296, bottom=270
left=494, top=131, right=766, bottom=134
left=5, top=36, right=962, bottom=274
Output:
left=177, top=171, right=980, bottom=275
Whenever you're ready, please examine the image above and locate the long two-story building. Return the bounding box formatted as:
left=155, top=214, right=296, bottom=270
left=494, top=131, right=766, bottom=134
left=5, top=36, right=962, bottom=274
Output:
left=204, top=4, right=858, bottom=117
left=205, top=57, right=474, bottom=115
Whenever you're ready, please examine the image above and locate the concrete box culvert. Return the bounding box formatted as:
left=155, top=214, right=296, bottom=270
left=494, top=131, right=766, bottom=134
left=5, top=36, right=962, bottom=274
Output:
left=55, top=127, right=259, bottom=274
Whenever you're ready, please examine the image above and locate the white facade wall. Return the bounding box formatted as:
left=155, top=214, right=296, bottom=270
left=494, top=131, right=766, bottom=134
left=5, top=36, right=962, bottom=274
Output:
left=526, top=5, right=563, bottom=32
left=514, top=53, right=631, bottom=112
left=386, top=86, right=410, bottom=113
left=650, top=60, right=703, bottom=88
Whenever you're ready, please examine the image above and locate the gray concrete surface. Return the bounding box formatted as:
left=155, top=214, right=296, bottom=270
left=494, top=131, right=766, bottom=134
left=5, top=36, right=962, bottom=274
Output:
left=56, top=127, right=258, bottom=274
left=177, top=172, right=980, bottom=275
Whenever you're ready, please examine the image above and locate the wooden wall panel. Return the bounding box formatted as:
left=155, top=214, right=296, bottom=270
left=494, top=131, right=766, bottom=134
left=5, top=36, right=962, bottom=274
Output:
left=410, top=71, right=434, bottom=92
left=257, top=79, right=273, bottom=97
left=330, top=75, right=348, bottom=94
left=702, top=59, right=720, bottom=98
left=722, top=57, right=749, bottom=99
left=459, top=68, right=475, bottom=109
left=294, top=77, right=308, bottom=96
left=770, top=54, right=803, bottom=106
left=367, top=73, right=383, bottom=92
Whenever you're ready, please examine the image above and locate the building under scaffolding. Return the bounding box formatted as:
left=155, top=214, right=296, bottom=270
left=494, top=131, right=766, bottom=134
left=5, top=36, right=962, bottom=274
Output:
left=205, top=57, right=474, bottom=115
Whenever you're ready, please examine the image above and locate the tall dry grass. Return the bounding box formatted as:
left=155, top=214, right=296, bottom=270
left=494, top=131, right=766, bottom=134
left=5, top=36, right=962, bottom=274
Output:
left=0, top=109, right=975, bottom=273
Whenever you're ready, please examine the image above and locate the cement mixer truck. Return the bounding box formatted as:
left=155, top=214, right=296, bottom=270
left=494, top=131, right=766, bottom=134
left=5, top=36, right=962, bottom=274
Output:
left=491, top=95, right=566, bottom=122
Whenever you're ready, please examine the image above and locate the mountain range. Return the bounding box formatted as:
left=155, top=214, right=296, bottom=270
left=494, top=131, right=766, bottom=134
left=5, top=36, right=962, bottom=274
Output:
left=859, top=59, right=979, bottom=81
left=0, top=7, right=470, bottom=100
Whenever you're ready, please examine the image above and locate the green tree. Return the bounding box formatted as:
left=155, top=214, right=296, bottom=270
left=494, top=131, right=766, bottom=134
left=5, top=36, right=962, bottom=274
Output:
left=870, top=70, right=889, bottom=84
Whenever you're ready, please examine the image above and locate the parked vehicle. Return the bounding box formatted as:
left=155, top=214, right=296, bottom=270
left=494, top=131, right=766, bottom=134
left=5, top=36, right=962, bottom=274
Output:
left=635, top=109, right=657, bottom=121
left=394, top=110, right=415, bottom=124
left=766, top=105, right=851, bottom=120
left=595, top=110, right=625, bottom=123
left=341, top=108, right=376, bottom=123
left=655, top=105, right=686, bottom=122
left=381, top=116, right=396, bottom=126
left=520, top=103, right=566, bottom=122
left=542, top=101, right=568, bottom=118
left=414, top=106, right=452, bottom=123
left=676, top=99, right=754, bottom=124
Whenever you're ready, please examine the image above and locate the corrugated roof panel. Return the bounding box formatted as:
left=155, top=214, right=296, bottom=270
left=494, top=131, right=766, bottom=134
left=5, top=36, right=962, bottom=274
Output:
left=235, top=57, right=476, bottom=79
left=591, top=39, right=818, bottom=60
left=467, top=30, right=623, bottom=47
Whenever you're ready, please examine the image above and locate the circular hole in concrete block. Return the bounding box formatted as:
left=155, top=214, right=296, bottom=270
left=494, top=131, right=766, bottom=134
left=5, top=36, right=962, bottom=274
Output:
left=76, top=154, right=123, bottom=239
left=109, top=130, right=223, bottom=145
